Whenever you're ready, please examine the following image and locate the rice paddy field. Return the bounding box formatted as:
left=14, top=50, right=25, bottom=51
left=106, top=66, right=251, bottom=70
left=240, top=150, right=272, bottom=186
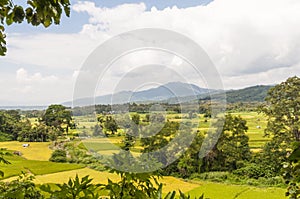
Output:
left=0, top=111, right=285, bottom=198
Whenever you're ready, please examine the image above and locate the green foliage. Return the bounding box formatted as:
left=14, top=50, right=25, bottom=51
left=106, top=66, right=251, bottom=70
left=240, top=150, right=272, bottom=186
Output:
left=131, top=113, right=140, bottom=125
left=202, top=114, right=251, bottom=172
left=254, top=141, right=287, bottom=177
left=49, top=149, right=67, bottom=163
left=283, top=142, right=300, bottom=199
left=103, top=170, right=161, bottom=199
left=233, top=163, right=268, bottom=179
left=0, top=109, right=59, bottom=142
left=120, top=114, right=140, bottom=151
left=0, top=172, right=43, bottom=199
left=206, top=85, right=272, bottom=103
left=260, top=76, right=300, bottom=144
left=0, top=110, right=22, bottom=141
left=190, top=171, right=284, bottom=187
left=42, top=104, right=73, bottom=134
left=177, top=131, right=204, bottom=177
left=258, top=76, right=300, bottom=196
left=17, top=122, right=59, bottom=142
left=0, top=0, right=70, bottom=55
left=218, top=114, right=251, bottom=170
left=102, top=159, right=205, bottom=199
left=40, top=175, right=100, bottom=199
left=104, top=116, right=118, bottom=135
left=0, top=149, right=10, bottom=177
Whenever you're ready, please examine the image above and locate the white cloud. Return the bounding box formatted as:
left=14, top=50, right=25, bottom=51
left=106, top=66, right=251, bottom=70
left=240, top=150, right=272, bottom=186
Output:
left=6, top=33, right=98, bottom=69
left=1, top=0, right=300, bottom=105
left=73, top=0, right=300, bottom=77
left=16, top=68, right=57, bottom=82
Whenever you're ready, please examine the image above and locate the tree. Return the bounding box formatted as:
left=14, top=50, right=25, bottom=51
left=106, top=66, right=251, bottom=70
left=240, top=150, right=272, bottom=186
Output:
left=283, top=143, right=300, bottom=199
left=201, top=114, right=251, bottom=171
left=42, top=104, right=72, bottom=134
left=120, top=114, right=137, bottom=151
left=131, top=113, right=140, bottom=125
left=0, top=110, right=23, bottom=141
left=177, top=131, right=204, bottom=177
left=141, top=120, right=181, bottom=165
left=0, top=0, right=70, bottom=56
left=218, top=114, right=251, bottom=170
left=261, top=76, right=300, bottom=144
left=104, top=116, right=118, bottom=135
left=49, top=149, right=67, bottom=162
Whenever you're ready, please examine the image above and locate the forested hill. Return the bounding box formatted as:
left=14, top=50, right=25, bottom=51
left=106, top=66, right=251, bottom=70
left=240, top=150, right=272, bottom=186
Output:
left=203, top=85, right=273, bottom=103
left=66, top=83, right=273, bottom=107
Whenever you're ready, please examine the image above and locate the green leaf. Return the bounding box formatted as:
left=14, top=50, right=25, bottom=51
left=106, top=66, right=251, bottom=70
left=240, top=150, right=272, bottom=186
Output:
left=43, top=16, right=52, bottom=27
left=288, top=148, right=300, bottom=161
left=12, top=6, right=25, bottom=23
left=6, top=12, right=14, bottom=25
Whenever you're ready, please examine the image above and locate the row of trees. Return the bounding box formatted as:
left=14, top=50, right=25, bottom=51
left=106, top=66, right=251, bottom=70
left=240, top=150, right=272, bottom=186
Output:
left=0, top=104, right=73, bottom=142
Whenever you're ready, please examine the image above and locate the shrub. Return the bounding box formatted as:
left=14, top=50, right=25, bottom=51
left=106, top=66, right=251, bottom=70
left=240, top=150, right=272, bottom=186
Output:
left=233, top=163, right=265, bottom=179
left=49, top=149, right=67, bottom=163
left=0, top=173, right=43, bottom=199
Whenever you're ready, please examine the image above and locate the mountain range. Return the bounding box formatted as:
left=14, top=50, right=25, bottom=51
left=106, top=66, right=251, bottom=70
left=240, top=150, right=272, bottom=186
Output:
left=65, top=82, right=272, bottom=107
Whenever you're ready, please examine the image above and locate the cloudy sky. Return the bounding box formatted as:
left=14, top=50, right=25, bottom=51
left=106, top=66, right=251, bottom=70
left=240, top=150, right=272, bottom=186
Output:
left=0, top=0, right=299, bottom=106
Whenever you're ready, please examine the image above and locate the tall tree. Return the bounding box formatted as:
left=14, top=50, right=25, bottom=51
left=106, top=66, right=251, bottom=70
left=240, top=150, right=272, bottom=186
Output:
left=260, top=76, right=300, bottom=145
left=218, top=114, right=251, bottom=170
left=0, top=0, right=70, bottom=55
left=104, top=116, right=118, bottom=135
left=202, top=114, right=251, bottom=171
left=42, top=104, right=72, bottom=134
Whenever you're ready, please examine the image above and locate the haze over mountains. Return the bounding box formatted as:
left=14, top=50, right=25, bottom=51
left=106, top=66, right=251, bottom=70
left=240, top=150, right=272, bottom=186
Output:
left=65, top=82, right=272, bottom=107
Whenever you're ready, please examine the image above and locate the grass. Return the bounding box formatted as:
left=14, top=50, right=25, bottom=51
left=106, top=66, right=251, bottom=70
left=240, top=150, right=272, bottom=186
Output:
left=0, top=141, right=52, bottom=161
left=4, top=168, right=199, bottom=194
left=230, top=111, right=270, bottom=149
left=0, top=154, right=84, bottom=179
left=81, top=138, right=141, bottom=157
left=187, top=181, right=285, bottom=199
left=83, top=142, right=120, bottom=151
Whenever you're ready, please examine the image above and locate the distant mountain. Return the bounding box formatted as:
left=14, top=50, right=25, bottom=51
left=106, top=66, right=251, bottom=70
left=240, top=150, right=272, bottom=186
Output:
left=66, top=82, right=213, bottom=107
left=65, top=82, right=273, bottom=107
left=0, top=105, right=48, bottom=110
left=200, top=85, right=273, bottom=103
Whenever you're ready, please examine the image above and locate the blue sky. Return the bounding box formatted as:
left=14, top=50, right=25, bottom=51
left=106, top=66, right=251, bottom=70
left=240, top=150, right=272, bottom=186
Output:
left=1, top=0, right=299, bottom=106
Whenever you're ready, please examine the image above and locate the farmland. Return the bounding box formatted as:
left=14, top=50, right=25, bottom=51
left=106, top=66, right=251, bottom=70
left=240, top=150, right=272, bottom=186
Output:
left=0, top=111, right=287, bottom=198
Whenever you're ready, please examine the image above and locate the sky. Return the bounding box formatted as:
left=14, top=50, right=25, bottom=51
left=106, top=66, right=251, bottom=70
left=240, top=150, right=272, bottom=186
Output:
left=0, top=0, right=299, bottom=106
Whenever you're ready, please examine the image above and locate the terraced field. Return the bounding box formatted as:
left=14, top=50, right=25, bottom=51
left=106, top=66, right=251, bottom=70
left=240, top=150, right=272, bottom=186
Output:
left=0, top=111, right=285, bottom=198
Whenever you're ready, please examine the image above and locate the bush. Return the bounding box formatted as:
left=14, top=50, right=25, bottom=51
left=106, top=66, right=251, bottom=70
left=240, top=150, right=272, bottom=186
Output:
left=49, top=149, right=67, bottom=163
left=0, top=173, right=43, bottom=199
left=233, top=163, right=264, bottom=179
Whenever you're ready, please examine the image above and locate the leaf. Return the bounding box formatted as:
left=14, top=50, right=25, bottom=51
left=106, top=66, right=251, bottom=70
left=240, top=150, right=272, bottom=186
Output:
left=6, top=12, right=14, bottom=25
left=12, top=6, right=25, bottom=23
left=288, top=147, right=300, bottom=161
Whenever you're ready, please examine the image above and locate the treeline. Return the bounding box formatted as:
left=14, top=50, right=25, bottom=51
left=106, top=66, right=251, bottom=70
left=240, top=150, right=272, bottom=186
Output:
left=71, top=102, right=261, bottom=116
left=0, top=105, right=73, bottom=142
